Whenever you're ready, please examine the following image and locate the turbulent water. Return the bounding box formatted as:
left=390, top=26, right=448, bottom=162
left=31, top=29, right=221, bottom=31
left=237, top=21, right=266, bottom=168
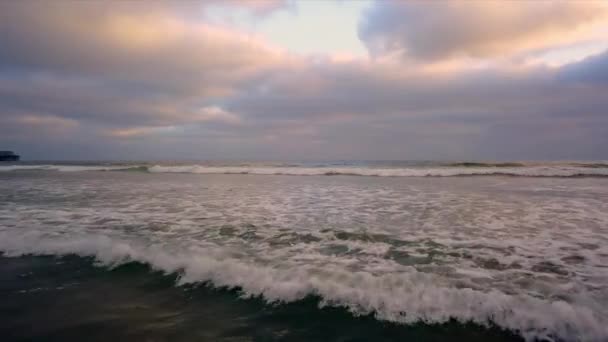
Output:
left=2, top=160, right=608, bottom=177
left=1, top=161, right=608, bottom=341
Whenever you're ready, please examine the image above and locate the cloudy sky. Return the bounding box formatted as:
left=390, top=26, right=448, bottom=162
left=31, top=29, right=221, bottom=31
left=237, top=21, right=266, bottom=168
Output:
left=1, top=0, right=608, bottom=161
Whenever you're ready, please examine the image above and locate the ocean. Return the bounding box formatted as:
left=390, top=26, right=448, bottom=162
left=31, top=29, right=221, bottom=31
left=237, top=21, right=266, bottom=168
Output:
left=1, top=161, right=607, bottom=342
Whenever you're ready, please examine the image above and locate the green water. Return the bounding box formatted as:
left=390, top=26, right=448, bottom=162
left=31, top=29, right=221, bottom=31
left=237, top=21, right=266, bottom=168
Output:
left=0, top=255, right=523, bottom=342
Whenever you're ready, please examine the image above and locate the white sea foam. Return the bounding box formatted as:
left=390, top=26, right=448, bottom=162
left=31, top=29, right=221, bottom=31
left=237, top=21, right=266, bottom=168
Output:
left=2, top=163, right=608, bottom=177
left=2, top=171, right=608, bottom=341
left=0, top=165, right=136, bottom=172
left=147, top=165, right=608, bottom=177
left=0, top=231, right=606, bottom=342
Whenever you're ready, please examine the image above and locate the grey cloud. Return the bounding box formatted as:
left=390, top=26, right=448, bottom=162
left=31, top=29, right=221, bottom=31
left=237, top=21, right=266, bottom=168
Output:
left=0, top=2, right=285, bottom=98
left=3, top=53, right=608, bottom=160
left=223, top=56, right=608, bottom=160
left=358, top=1, right=608, bottom=61
left=558, top=50, right=608, bottom=84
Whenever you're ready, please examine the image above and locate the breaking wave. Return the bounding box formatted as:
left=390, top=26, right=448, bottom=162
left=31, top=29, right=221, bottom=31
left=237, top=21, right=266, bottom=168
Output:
left=2, top=163, right=608, bottom=177
left=0, top=231, right=606, bottom=342
left=447, top=162, right=527, bottom=167
left=147, top=165, right=608, bottom=177
left=0, top=165, right=142, bottom=172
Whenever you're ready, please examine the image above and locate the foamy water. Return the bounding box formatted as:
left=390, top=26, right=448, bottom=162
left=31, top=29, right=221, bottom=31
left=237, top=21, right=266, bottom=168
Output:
left=1, top=161, right=608, bottom=177
left=1, top=168, right=607, bottom=341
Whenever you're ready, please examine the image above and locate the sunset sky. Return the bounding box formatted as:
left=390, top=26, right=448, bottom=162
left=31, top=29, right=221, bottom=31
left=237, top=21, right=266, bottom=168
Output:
left=1, top=0, right=608, bottom=160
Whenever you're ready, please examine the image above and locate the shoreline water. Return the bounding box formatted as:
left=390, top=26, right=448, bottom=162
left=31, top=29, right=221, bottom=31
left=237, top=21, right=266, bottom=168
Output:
left=1, top=167, right=607, bottom=341
left=1, top=255, right=525, bottom=342
left=1, top=160, right=608, bottom=177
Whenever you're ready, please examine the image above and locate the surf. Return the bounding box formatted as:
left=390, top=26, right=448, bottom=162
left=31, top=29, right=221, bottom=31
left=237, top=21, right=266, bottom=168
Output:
left=0, top=231, right=606, bottom=342
left=2, top=163, right=608, bottom=178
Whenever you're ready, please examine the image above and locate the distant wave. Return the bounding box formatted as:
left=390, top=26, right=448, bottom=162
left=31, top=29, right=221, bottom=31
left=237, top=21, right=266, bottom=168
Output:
left=148, top=165, right=608, bottom=177
left=447, top=162, right=526, bottom=167
left=572, top=163, right=608, bottom=168
left=447, top=161, right=608, bottom=169
left=0, top=165, right=144, bottom=172
left=2, top=164, right=608, bottom=177
left=0, top=231, right=605, bottom=342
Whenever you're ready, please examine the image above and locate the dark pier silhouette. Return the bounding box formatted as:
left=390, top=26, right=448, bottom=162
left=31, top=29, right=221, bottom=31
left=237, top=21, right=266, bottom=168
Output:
left=0, top=151, right=19, bottom=161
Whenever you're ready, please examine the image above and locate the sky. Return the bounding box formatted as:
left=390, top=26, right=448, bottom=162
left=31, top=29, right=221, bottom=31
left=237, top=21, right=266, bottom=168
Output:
left=1, top=0, right=608, bottom=161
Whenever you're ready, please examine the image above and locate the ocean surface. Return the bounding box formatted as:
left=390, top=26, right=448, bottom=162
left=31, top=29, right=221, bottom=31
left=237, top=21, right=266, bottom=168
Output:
left=1, top=161, right=607, bottom=342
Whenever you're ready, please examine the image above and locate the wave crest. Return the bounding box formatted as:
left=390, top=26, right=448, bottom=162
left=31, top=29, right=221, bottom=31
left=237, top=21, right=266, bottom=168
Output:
left=2, top=163, right=608, bottom=177
left=0, top=165, right=142, bottom=172
left=0, top=231, right=605, bottom=342
left=147, top=165, right=608, bottom=178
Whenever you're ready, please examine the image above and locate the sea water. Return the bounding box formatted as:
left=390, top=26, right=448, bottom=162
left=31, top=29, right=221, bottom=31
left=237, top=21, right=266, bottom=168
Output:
left=1, top=161, right=607, bottom=341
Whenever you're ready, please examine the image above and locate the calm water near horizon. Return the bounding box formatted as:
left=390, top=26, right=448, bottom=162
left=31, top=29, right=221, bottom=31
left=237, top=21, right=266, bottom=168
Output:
left=1, top=161, right=607, bottom=341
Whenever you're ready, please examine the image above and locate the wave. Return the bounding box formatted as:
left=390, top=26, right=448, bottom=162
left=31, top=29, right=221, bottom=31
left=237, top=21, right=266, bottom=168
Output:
left=148, top=165, right=608, bottom=178
left=447, top=162, right=527, bottom=167
left=2, top=164, right=608, bottom=178
left=0, top=165, right=145, bottom=172
left=0, top=231, right=606, bottom=342
left=447, top=161, right=608, bottom=169
left=570, top=162, right=608, bottom=168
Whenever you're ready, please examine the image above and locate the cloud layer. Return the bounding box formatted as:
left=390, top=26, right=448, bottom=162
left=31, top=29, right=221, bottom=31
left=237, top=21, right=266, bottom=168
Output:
left=1, top=1, right=607, bottom=160
left=359, top=2, right=608, bottom=62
